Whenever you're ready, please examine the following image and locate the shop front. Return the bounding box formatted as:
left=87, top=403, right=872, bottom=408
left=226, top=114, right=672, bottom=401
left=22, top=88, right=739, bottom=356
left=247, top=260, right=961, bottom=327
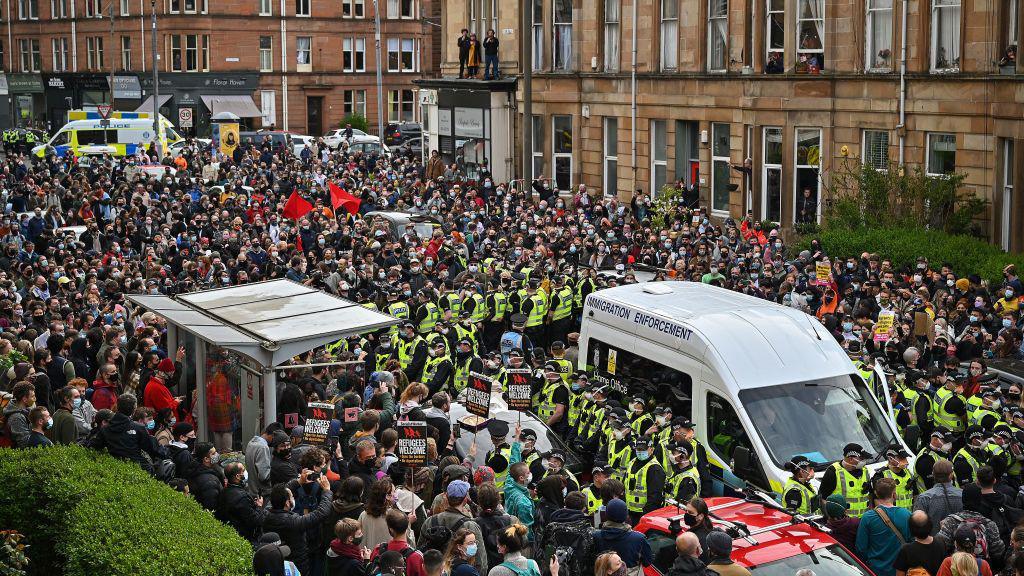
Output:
left=111, top=75, right=143, bottom=111
left=8, top=74, right=44, bottom=129
left=0, top=75, right=10, bottom=130
left=138, top=73, right=261, bottom=137
left=415, top=78, right=517, bottom=183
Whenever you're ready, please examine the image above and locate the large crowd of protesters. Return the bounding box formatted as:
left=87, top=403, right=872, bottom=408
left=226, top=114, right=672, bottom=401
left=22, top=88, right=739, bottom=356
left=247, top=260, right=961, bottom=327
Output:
left=2, top=132, right=1024, bottom=576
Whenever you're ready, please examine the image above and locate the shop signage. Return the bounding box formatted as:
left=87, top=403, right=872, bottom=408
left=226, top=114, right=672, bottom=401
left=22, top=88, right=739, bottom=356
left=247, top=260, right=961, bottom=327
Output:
left=112, top=75, right=142, bottom=99
left=8, top=74, right=43, bottom=94
left=437, top=109, right=452, bottom=136
left=454, top=107, right=483, bottom=138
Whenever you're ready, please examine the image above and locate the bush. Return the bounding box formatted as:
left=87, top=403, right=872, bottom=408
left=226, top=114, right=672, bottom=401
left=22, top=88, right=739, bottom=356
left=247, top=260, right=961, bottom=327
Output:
left=0, top=446, right=252, bottom=576
left=797, top=227, right=1024, bottom=284
left=340, top=113, right=369, bottom=134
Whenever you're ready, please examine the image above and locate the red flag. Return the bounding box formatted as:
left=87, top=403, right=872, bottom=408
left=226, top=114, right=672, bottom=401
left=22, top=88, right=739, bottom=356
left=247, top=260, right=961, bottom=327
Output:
left=296, top=234, right=303, bottom=253
left=282, top=190, right=313, bottom=221
left=329, top=182, right=361, bottom=215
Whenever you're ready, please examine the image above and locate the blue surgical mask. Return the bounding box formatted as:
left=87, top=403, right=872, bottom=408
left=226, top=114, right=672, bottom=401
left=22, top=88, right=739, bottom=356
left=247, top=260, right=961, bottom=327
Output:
left=466, top=543, right=478, bottom=557
left=637, top=451, right=650, bottom=461
left=1004, top=319, right=1013, bottom=328
left=73, top=397, right=82, bottom=409
left=146, top=420, right=155, bottom=431
left=843, top=322, right=854, bottom=332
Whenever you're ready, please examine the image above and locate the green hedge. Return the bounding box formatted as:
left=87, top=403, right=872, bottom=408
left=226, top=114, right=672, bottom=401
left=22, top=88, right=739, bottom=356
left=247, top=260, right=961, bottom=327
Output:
left=797, top=227, right=1024, bottom=284
left=0, top=446, right=252, bottom=576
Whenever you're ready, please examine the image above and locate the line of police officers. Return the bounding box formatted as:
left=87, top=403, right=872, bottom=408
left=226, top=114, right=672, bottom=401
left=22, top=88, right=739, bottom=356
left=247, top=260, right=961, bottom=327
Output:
left=2, top=128, right=45, bottom=155
left=780, top=347, right=1024, bottom=520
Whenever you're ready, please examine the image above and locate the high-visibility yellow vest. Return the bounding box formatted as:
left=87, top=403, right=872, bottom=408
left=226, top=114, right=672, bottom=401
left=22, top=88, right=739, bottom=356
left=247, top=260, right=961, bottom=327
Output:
left=626, top=458, right=663, bottom=513
left=454, top=324, right=478, bottom=353
left=442, top=292, right=462, bottom=317
left=489, top=444, right=514, bottom=490
left=387, top=301, right=410, bottom=319
left=468, top=292, right=487, bottom=323
left=632, top=413, right=654, bottom=438
left=514, top=288, right=529, bottom=314
left=422, top=354, right=448, bottom=385
left=526, top=294, right=547, bottom=328
left=966, top=395, right=984, bottom=416
left=830, top=462, right=870, bottom=518
left=417, top=302, right=440, bottom=333
left=971, top=408, right=1001, bottom=428
left=584, top=485, right=602, bottom=515
left=551, top=358, right=573, bottom=383
left=361, top=301, right=379, bottom=311
left=880, top=468, right=915, bottom=510
left=453, top=354, right=476, bottom=394
left=568, top=392, right=587, bottom=428
left=953, top=447, right=982, bottom=486
left=551, top=286, right=574, bottom=321
left=426, top=332, right=450, bottom=355
left=667, top=466, right=701, bottom=503
left=489, top=292, right=508, bottom=321
left=783, top=478, right=817, bottom=515
left=607, top=438, right=633, bottom=482
left=536, top=380, right=567, bottom=420
left=397, top=336, right=423, bottom=370
left=933, top=387, right=966, bottom=432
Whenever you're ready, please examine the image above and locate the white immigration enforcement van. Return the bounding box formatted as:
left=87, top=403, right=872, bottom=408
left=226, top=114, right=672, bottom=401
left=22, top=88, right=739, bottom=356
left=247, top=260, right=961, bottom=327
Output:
left=579, top=281, right=909, bottom=496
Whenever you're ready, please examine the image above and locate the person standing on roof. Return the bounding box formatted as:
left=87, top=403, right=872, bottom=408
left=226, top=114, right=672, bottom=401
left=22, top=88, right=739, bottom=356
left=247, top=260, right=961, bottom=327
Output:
left=818, top=443, right=873, bottom=518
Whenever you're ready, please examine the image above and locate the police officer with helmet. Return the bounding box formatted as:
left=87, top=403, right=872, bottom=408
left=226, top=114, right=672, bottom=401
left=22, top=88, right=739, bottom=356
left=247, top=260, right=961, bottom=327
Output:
left=914, top=427, right=953, bottom=492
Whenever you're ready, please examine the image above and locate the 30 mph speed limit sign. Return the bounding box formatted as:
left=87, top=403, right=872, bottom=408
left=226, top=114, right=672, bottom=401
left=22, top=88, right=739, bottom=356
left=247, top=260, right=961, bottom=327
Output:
left=178, top=108, right=193, bottom=128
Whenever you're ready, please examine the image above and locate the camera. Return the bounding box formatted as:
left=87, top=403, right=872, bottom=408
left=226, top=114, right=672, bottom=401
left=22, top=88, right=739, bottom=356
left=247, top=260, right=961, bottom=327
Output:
left=554, top=547, right=572, bottom=565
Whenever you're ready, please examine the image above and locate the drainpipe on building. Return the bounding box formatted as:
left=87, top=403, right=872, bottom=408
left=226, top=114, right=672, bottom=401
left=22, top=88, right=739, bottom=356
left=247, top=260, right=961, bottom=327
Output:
left=139, top=0, right=145, bottom=72
left=373, top=0, right=384, bottom=138
left=897, top=0, right=908, bottom=166
left=280, top=0, right=288, bottom=130
left=630, top=0, right=638, bottom=196
left=4, top=0, right=10, bottom=71
left=522, top=0, right=532, bottom=187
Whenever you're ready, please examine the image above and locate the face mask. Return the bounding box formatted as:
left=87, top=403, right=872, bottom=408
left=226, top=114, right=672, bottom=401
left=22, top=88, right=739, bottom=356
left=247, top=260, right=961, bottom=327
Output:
left=584, top=392, right=594, bottom=401
left=211, top=453, right=221, bottom=464
left=636, top=451, right=650, bottom=461
left=614, top=429, right=626, bottom=440
left=146, top=420, right=155, bottom=431
left=913, top=275, right=922, bottom=283
left=941, top=441, right=953, bottom=453
left=524, top=473, right=533, bottom=484
left=46, top=417, right=53, bottom=429
left=1008, top=291, right=1015, bottom=299
left=73, top=397, right=82, bottom=409
left=854, top=459, right=866, bottom=469
left=352, top=535, right=363, bottom=546
left=1004, top=319, right=1013, bottom=328
left=843, top=322, right=854, bottom=332
left=683, top=513, right=698, bottom=527
left=970, top=368, right=983, bottom=376
left=991, top=400, right=1002, bottom=411
left=947, top=279, right=955, bottom=287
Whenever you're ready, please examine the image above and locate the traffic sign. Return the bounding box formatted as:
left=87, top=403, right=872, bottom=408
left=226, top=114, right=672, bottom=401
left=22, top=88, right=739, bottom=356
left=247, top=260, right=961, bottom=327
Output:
left=97, top=105, right=112, bottom=119
left=178, top=108, right=193, bottom=128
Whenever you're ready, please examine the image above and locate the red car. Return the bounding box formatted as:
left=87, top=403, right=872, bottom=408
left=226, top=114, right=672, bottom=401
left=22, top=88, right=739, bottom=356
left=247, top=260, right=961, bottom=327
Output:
left=635, top=497, right=875, bottom=576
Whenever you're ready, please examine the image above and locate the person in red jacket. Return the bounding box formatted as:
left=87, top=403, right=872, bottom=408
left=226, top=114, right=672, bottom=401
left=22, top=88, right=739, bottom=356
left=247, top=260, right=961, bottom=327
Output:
left=143, top=358, right=181, bottom=414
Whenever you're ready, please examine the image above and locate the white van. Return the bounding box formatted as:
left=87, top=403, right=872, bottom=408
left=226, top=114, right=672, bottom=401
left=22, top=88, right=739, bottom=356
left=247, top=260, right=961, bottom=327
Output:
left=33, top=110, right=182, bottom=158
left=579, top=281, right=907, bottom=496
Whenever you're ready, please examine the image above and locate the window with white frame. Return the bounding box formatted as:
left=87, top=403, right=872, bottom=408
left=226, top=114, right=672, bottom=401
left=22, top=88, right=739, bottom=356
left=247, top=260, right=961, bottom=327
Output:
left=260, top=0, right=272, bottom=15
left=169, top=0, right=179, bottom=12
left=532, top=0, right=544, bottom=71
left=121, top=36, right=131, bottom=70
left=711, top=122, right=731, bottom=212
left=866, top=0, right=893, bottom=70
left=50, top=0, right=66, bottom=18
left=171, top=35, right=182, bottom=71
left=794, top=128, right=822, bottom=224
left=604, top=117, right=618, bottom=197
left=661, top=0, right=678, bottom=70
left=19, top=39, right=40, bottom=71
left=344, top=90, right=366, bottom=116
left=862, top=130, right=889, bottom=170
left=120, top=0, right=129, bottom=15
left=469, top=0, right=496, bottom=38
left=1007, top=0, right=1019, bottom=55
left=296, top=36, right=311, bottom=70
left=931, top=0, right=961, bottom=71
left=766, top=0, right=784, bottom=70
left=553, top=115, right=573, bottom=192
left=87, top=37, right=104, bottom=70
left=388, top=89, right=415, bottom=122
left=553, top=0, right=572, bottom=71
left=19, top=0, right=38, bottom=19
left=926, top=133, right=956, bottom=175
left=342, top=0, right=364, bottom=17
left=387, top=38, right=400, bottom=71
left=261, top=90, right=276, bottom=127
left=762, top=126, right=783, bottom=222
left=201, top=35, right=209, bottom=70
left=295, top=0, right=309, bottom=16
left=797, top=0, right=824, bottom=71
left=401, top=38, right=417, bottom=71
left=51, top=37, right=68, bottom=71
left=186, top=34, right=198, bottom=70
left=260, top=36, right=273, bottom=72
left=532, top=115, right=544, bottom=178
left=401, top=0, right=414, bottom=18
left=183, top=0, right=196, bottom=13
left=1002, top=139, right=1014, bottom=250
left=605, top=0, right=620, bottom=71
left=651, top=120, right=668, bottom=193
left=707, top=0, right=727, bottom=71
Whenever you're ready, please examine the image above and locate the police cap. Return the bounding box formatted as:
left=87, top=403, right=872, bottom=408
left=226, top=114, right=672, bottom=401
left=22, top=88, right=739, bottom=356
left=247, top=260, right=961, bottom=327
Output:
left=487, top=419, right=510, bottom=439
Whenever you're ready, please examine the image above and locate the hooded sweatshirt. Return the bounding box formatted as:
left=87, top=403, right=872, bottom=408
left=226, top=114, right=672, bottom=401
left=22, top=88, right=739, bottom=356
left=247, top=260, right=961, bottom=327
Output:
left=667, top=555, right=713, bottom=576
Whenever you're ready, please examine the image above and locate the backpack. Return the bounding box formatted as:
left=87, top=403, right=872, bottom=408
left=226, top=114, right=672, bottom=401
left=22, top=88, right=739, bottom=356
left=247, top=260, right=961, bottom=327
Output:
left=367, top=542, right=417, bottom=576
left=420, top=515, right=470, bottom=553
left=535, top=519, right=595, bottom=576
left=154, top=458, right=177, bottom=483
left=957, top=517, right=990, bottom=559
left=475, top=512, right=514, bottom=569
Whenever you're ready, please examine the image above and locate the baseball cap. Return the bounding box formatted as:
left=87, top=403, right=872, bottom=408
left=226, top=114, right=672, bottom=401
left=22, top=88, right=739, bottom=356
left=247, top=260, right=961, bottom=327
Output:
left=954, top=525, right=977, bottom=548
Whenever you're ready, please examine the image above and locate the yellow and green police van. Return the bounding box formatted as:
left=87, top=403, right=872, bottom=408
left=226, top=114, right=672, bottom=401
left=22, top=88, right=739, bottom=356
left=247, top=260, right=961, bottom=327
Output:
left=33, top=110, right=183, bottom=158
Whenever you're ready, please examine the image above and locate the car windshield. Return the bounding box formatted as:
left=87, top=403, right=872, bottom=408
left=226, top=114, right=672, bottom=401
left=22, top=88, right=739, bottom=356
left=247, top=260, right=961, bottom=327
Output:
left=749, top=545, right=872, bottom=576
left=739, top=374, right=896, bottom=468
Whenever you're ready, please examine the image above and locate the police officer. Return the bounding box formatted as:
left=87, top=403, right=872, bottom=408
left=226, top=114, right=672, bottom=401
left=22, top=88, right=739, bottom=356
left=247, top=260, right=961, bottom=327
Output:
left=452, top=338, right=483, bottom=395
left=584, top=465, right=612, bottom=522
left=628, top=397, right=654, bottom=437
left=518, top=427, right=544, bottom=479
left=661, top=418, right=712, bottom=498
left=625, top=436, right=666, bottom=523
left=989, top=425, right=1015, bottom=479
left=548, top=341, right=573, bottom=384
left=384, top=289, right=411, bottom=338
left=905, top=372, right=935, bottom=448
left=914, top=427, right=953, bottom=492
left=422, top=339, right=454, bottom=395
left=535, top=362, right=570, bottom=434
left=393, top=322, right=427, bottom=381
left=483, top=275, right=510, bottom=351
left=566, top=372, right=591, bottom=442
left=426, top=320, right=454, bottom=357
left=541, top=450, right=580, bottom=493
left=932, top=367, right=968, bottom=437
left=499, top=314, right=533, bottom=365
left=817, top=443, right=873, bottom=518
left=665, top=443, right=701, bottom=505
left=547, top=275, right=574, bottom=343
left=782, top=455, right=818, bottom=515
left=453, top=311, right=480, bottom=355
left=357, top=288, right=379, bottom=311
left=603, top=410, right=634, bottom=482
left=646, top=406, right=674, bottom=445
left=414, top=289, right=441, bottom=335
left=484, top=419, right=516, bottom=490
left=873, top=444, right=915, bottom=510
left=970, top=389, right=1003, bottom=430
left=438, top=282, right=463, bottom=322
left=520, top=278, right=549, bottom=349
left=953, top=425, right=991, bottom=486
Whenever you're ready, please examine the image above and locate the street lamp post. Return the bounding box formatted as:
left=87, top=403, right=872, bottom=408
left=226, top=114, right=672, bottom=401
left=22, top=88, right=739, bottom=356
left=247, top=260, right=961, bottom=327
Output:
left=372, top=0, right=384, bottom=140
left=108, top=0, right=116, bottom=107
left=150, top=0, right=160, bottom=155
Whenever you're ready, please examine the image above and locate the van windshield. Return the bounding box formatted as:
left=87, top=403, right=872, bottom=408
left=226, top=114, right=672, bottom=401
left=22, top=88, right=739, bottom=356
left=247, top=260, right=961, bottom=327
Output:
left=739, top=374, right=896, bottom=468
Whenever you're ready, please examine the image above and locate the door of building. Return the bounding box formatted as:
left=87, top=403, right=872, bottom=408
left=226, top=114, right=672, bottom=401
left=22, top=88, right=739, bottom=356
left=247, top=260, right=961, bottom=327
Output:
left=307, top=96, right=323, bottom=137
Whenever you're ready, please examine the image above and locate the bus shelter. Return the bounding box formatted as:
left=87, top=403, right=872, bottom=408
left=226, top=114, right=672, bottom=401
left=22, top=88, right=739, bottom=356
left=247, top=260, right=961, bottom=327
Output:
left=126, top=279, right=398, bottom=452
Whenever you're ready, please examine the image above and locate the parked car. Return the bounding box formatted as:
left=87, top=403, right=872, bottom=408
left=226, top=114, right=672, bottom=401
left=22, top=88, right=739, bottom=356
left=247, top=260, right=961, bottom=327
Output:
left=346, top=137, right=391, bottom=159
left=638, top=494, right=872, bottom=576
left=365, top=211, right=442, bottom=242
left=291, top=135, right=316, bottom=156
left=323, top=127, right=376, bottom=150
left=169, top=138, right=211, bottom=157
left=239, top=130, right=293, bottom=152
left=383, top=121, right=421, bottom=146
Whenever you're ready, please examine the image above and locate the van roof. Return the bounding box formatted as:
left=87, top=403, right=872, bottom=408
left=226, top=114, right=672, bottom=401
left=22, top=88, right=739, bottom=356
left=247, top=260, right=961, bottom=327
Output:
left=583, top=281, right=854, bottom=388
left=59, top=118, right=165, bottom=130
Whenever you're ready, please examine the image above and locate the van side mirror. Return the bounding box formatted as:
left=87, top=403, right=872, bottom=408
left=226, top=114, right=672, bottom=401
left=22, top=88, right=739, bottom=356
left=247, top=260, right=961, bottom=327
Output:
left=732, top=445, right=752, bottom=473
